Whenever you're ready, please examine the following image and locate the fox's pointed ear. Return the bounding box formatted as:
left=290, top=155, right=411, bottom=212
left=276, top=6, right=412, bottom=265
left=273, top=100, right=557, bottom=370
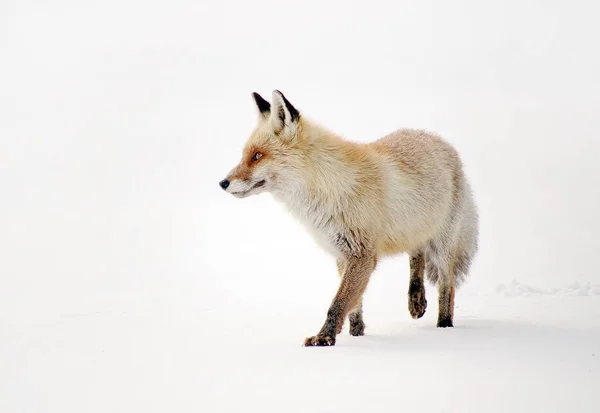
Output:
left=252, top=92, right=271, bottom=120
left=270, top=90, right=300, bottom=135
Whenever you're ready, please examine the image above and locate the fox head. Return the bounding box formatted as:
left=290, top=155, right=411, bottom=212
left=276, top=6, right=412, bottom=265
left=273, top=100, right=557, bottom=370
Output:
left=219, top=90, right=305, bottom=198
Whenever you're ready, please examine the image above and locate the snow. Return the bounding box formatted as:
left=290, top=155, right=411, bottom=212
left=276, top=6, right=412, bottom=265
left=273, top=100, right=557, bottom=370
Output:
left=3, top=269, right=599, bottom=412
left=2, top=1, right=600, bottom=412
left=497, top=280, right=600, bottom=297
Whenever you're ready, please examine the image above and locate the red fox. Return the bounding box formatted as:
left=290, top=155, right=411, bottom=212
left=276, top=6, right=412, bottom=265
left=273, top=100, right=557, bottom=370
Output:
left=219, top=90, right=479, bottom=346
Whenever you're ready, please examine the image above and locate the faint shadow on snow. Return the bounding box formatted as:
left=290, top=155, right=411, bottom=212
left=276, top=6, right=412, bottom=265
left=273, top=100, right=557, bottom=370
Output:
left=496, top=279, right=600, bottom=297
left=336, top=318, right=598, bottom=359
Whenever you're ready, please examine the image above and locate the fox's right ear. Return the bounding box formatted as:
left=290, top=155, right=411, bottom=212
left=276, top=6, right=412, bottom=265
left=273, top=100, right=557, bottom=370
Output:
left=252, top=92, right=271, bottom=120
left=270, top=90, right=300, bottom=137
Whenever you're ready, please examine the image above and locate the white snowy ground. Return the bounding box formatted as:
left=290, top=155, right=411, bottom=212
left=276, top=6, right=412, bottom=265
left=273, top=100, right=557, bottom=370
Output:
left=5, top=297, right=600, bottom=413
left=3, top=264, right=600, bottom=413
left=2, top=202, right=599, bottom=413
left=3, top=1, right=600, bottom=412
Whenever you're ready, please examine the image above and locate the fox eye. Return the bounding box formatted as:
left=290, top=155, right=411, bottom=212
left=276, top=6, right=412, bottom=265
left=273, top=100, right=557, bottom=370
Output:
left=251, top=152, right=263, bottom=162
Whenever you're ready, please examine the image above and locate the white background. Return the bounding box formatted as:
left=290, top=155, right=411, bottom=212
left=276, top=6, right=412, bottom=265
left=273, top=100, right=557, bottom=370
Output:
left=2, top=1, right=599, bottom=412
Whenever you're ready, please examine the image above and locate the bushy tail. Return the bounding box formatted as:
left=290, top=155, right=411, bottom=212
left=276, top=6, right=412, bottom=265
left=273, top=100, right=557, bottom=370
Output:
left=424, top=249, right=476, bottom=287
left=425, top=204, right=479, bottom=287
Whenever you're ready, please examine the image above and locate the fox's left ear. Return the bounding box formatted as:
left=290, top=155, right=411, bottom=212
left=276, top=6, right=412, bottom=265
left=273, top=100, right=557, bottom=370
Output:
left=270, top=90, right=300, bottom=136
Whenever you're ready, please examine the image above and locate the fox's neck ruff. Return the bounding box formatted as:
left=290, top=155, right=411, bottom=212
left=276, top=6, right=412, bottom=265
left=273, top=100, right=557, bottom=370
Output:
left=271, top=130, right=364, bottom=239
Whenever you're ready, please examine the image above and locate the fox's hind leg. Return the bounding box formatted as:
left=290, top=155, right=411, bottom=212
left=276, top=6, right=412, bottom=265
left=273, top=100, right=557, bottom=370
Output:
left=336, top=259, right=365, bottom=336
left=426, top=239, right=457, bottom=328
left=408, top=251, right=427, bottom=319
left=435, top=260, right=456, bottom=328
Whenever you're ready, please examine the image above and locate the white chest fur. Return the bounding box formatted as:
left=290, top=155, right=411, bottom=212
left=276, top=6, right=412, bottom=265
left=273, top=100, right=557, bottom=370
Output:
left=273, top=189, right=344, bottom=260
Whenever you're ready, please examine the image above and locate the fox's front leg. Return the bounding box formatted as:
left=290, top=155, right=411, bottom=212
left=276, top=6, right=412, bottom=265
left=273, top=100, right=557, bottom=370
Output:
left=335, top=259, right=365, bottom=336
left=304, top=252, right=377, bottom=347
left=408, top=251, right=427, bottom=319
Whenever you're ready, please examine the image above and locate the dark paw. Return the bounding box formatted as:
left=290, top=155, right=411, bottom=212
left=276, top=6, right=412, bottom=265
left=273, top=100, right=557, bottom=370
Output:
left=437, top=317, right=454, bottom=328
left=348, top=312, right=365, bottom=336
left=304, top=335, right=336, bottom=347
left=349, top=320, right=365, bottom=336
left=408, top=286, right=427, bottom=319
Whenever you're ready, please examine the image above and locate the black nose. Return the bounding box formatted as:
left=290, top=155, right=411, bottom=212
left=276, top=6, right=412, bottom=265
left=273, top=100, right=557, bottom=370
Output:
left=219, top=179, right=230, bottom=190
